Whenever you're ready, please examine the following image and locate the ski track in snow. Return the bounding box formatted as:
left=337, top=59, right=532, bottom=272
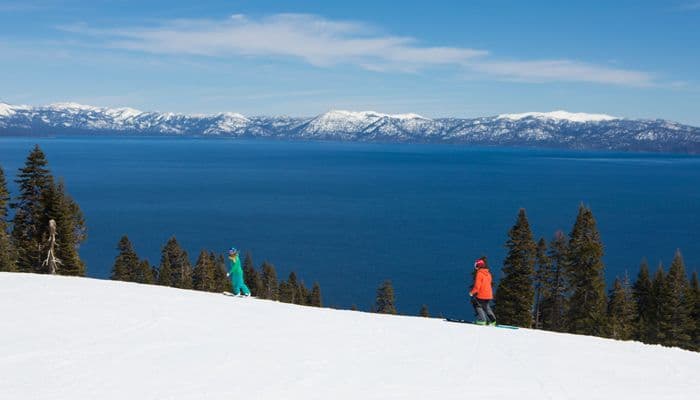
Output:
left=1, top=273, right=699, bottom=400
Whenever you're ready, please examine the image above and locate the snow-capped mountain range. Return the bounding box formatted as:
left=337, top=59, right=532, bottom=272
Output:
left=1, top=102, right=698, bottom=153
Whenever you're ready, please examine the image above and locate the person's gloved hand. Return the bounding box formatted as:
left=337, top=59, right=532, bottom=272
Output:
left=469, top=292, right=473, bottom=297
left=226, top=273, right=230, bottom=277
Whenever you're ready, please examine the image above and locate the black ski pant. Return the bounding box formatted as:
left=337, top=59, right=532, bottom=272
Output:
left=471, top=297, right=496, bottom=323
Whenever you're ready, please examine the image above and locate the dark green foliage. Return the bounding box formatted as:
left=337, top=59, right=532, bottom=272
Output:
left=242, top=252, right=262, bottom=296
left=420, top=304, right=429, bottom=317
left=0, top=166, right=16, bottom=272
left=689, top=272, right=700, bottom=351
left=136, top=259, right=154, bottom=284
left=157, top=256, right=173, bottom=286
left=606, top=276, right=636, bottom=340
left=158, top=236, right=192, bottom=289
left=648, top=264, right=666, bottom=344
left=375, top=280, right=397, bottom=314
left=11, top=145, right=52, bottom=273
left=192, top=250, right=217, bottom=292
left=657, top=250, right=692, bottom=349
left=539, top=231, right=569, bottom=332
left=532, top=237, right=550, bottom=329
left=39, top=179, right=87, bottom=275
left=260, top=261, right=279, bottom=300
left=632, top=259, right=654, bottom=342
left=279, top=271, right=299, bottom=303
left=211, top=252, right=231, bottom=293
left=111, top=235, right=140, bottom=281
left=494, top=208, right=536, bottom=327
left=566, top=205, right=607, bottom=336
left=309, top=282, right=322, bottom=307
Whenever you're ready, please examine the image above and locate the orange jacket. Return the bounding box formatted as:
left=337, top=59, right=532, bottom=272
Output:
left=470, top=268, right=493, bottom=300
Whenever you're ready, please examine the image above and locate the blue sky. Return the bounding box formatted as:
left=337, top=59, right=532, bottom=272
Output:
left=1, top=0, right=699, bottom=124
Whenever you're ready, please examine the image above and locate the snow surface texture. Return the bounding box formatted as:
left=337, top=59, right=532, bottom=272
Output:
left=1, top=273, right=698, bottom=400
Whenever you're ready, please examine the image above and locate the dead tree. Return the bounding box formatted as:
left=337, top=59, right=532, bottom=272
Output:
left=42, top=219, right=62, bottom=274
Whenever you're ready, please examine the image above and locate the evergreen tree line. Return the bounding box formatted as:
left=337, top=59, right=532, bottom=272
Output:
left=494, top=205, right=700, bottom=352
left=110, top=235, right=323, bottom=307
left=0, top=145, right=86, bottom=275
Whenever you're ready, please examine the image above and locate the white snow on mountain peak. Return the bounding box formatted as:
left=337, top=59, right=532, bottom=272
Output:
left=47, top=102, right=103, bottom=112
left=497, top=110, right=618, bottom=123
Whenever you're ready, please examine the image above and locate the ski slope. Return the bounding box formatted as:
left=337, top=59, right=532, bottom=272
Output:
left=1, top=273, right=698, bottom=399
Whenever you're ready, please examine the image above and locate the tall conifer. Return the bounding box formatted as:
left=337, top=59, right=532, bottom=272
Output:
left=632, top=259, right=654, bottom=342
left=40, top=179, right=86, bottom=275
left=111, top=235, right=139, bottom=281
left=494, top=208, right=537, bottom=327
left=309, top=282, right=322, bottom=307
left=136, top=259, right=154, bottom=284
left=566, top=205, right=607, bottom=336
left=192, top=250, right=216, bottom=292
left=689, top=272, right=700, bottom=351
left=649, top=265, right=666, bottom=344
left=533, top=238, right=550, bottom=329
left=159, top=236, right=192, bottom=289
left=0, top=166, right=16, bottom=271
left=606, top=276, right=636, bottom=340
left=658, top=250, right=692, bottom=349
left=260, top=261, right=279, bottom=300
left=540, top=231, right=569, bottom=331
left=375, top=280, right=397, bottom=314
left=11, top=145, right=52, bottom=273
left=242, top=252, right=262, bottom=296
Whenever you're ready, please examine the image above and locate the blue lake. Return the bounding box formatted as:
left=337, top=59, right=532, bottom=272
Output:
left=1, top=137, right=698, bottom=317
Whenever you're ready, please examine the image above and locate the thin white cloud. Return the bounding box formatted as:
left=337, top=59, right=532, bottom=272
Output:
left=59, top=13, right=656, bottom=87
left=679, top=1, right=700, bottom=10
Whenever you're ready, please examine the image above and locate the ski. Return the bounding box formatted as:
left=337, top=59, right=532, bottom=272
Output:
left=222, top=292, right=253, bottom=298
left=444, top=318, right=519, bottom=330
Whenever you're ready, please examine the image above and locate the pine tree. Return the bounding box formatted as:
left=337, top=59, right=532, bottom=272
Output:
left=606, top=276, right=636, bottom=340
left=0, top=166, right=17, bottom=272
left=11, top=145, right=53, bottom=273
left=533, top=237, right=550, bottom=329
left=420, top=304, right=430, bottom=317
left=211, top=252, right=231, bottom=293
left=494, top=208, right=537, bottom=327
left=192, top=250, right=217, bottom=292
left=566, top=204, right=607, bottom=336
left=658, top=250, right=692, bottom=349
left=689, top=272, right=700, bottom=351
left=111, top=235, right=140, bottom=281
left=279, top=271, right=299, bottom=303
left=540, top=231, right=569, bottom=332
left=632, top=259, right=654, bottom=342
left=242, top=252, right=262, bottom=296
left=260, top=261, right=279, bottom=300
left=136, top=259, right=154, bottom=284
left=297, top=280, right=310, bottom=306
left=159, top=236, right=192, bottom=289
left=309, top=282, right=322, bottom=307
left=39, top=179, right=86, bottom=275
left=648, top=264, right=666, bottom=344
left=157, top=256, right=173, bottom=287
left=375, top=280, right=397, bottom=314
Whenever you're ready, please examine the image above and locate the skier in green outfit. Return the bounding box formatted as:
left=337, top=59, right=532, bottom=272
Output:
left=226, top=247, right=251, bottom=296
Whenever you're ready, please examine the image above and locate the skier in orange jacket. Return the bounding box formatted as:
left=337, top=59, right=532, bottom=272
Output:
left=469, top=257, right=497, bottom=326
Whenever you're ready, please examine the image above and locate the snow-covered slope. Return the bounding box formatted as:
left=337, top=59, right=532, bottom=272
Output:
left=0, top=101, right=699, bottom=153
left=1, top=273, right=698, bottom=400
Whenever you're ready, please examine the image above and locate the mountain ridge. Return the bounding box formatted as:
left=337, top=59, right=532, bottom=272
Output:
left=1, top=102, right=698, bottom=153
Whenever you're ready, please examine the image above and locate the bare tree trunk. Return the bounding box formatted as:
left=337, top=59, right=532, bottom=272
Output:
left=42, top=219, right=61, bottom=274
